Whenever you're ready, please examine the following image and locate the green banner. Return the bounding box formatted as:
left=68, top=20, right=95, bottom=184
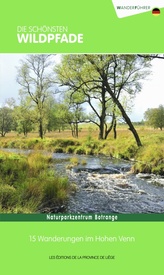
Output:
left=1, top=213, right=164, bottom=222
left=0, top=0, right=163, bottom=53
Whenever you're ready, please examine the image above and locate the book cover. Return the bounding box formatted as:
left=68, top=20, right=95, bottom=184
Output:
left=0, top=1, right=164, bottom=274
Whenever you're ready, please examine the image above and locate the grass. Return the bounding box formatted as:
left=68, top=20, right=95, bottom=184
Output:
left=0, top=126, right=163, bottom=175
left=0, top=151, right=72, bottom=213
left=70, top=157, right=79, bottom=165
left=132, top=143, right=164, bottom=174
left=0, top=127, right=163, bottom=212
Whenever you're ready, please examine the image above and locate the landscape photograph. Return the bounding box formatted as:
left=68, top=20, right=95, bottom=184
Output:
left=0, top=54, right=164, bottom=214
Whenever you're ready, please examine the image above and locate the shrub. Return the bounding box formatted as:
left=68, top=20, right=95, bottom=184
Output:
left=54, top=147, right=64, bottom=153
left=21, top=180, right=42, bottom=201
left=26, top=139, right=40, bottom=149
left=69, top=183, right=77, bottom=193
left=27, top=152, right=51, bottom=176
left=70, top=157, right=79, bottom=165
left=132, top=144, right=164, bottom=175
left=75, top=146, right=85, bottom=154
left=0, top=150, right=72, bottom=213
left=0, top=153, right=27, bottom=185
left=66, top=146, right=76, bottom=153
left=49, top=139, right=80, bottom=148
left=81, top=159, right=87, bottom=165
left=41, top=176, right=69, bottom=207
left=85, top=148, right=94, bottom=155
left=0, top=184, right=17, bottom=208
left=152, top=164, right=164, bottom=175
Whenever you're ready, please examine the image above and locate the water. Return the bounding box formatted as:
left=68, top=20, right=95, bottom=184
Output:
left=52, top=153, right=164, bottom=213
left=1, top=149, right=164, bottom=213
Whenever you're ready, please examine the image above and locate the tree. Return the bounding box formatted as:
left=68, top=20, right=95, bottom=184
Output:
left=17, top=54, right=55, bottom=139
left=43, top=96, right=68, bottom=133
left=0, top=106, right=13, bottom=136
left=138, top=54, right=164, bottom=60
left=67, top=102, right=85, bottom=138
left=55, top=54, right=151, bottom=146
left=51, top=100, right=85, bottom=138
left=12, top=97, right=35, bottom=136
left=64, top=91, right=86, bottom=138
left=55, top=55, right=116, bottom=140
left=144, top=105, right=164, bottom=130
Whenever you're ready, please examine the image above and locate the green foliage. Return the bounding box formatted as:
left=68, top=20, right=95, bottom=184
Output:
left=42, top=176, right=69, bottom=206
left=51, top=138, right=80, bottom=147
left=132, top=143, right=164, bottom=175
left=144, top=105, right=164, bottom=130
left=13, top=104, right=35, bottom=136
left=0, top=106, right=13, bottom=137
left=17, top=55, right=56, bottom=139
left=0, top=153, right=27, bottom=185
left=0, top=185, right=17, bottom=208
left=21, top=180, right=42, bottom=201
left=0, top=127, right=163, bottom=176
left=66, top=146, right=76, bottom=153
left=55, top=54, right=151, bottom=144
left=81, top=159, right=87, bottom=165
left=0, top=151, right=71, bottom=213
left=116, top=143, right=138, bottom=160
left=70, top=157, right=79, bottom=165
left=27, top=152, right=51, bottom=176
left=54, top=147, right=64, bottom=153
left=75, top=146, right=86, bottom=154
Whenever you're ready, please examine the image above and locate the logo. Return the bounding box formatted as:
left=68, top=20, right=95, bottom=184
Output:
left=112, top=0, right=163, bottom=18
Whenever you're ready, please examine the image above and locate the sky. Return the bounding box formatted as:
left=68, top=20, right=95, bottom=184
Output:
left=0, top=54, right=164, bottom=122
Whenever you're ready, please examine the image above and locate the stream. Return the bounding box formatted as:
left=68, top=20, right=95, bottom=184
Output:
left=1, top=149, right=164, bottom=213
left=52, top=153, right=164, bottom=214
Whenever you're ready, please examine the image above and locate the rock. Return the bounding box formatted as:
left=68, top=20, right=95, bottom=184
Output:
left=152, top=179, right=164, bottom=187
left=116, top=183, right=132, bottom=189
left=136, top=173, right=152, bottom=179
left=81, top=182, right=90, bottom=188
left=111, top=174, right=126, bottom=179
left=137, top=189, right=147, bottom=195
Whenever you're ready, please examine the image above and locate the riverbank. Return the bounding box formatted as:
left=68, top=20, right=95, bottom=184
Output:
left=0, top=129, right=163, bottom=175
left=0, top=151, right=75, bottom=213
left=1, top=149, right=164, bottom=213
